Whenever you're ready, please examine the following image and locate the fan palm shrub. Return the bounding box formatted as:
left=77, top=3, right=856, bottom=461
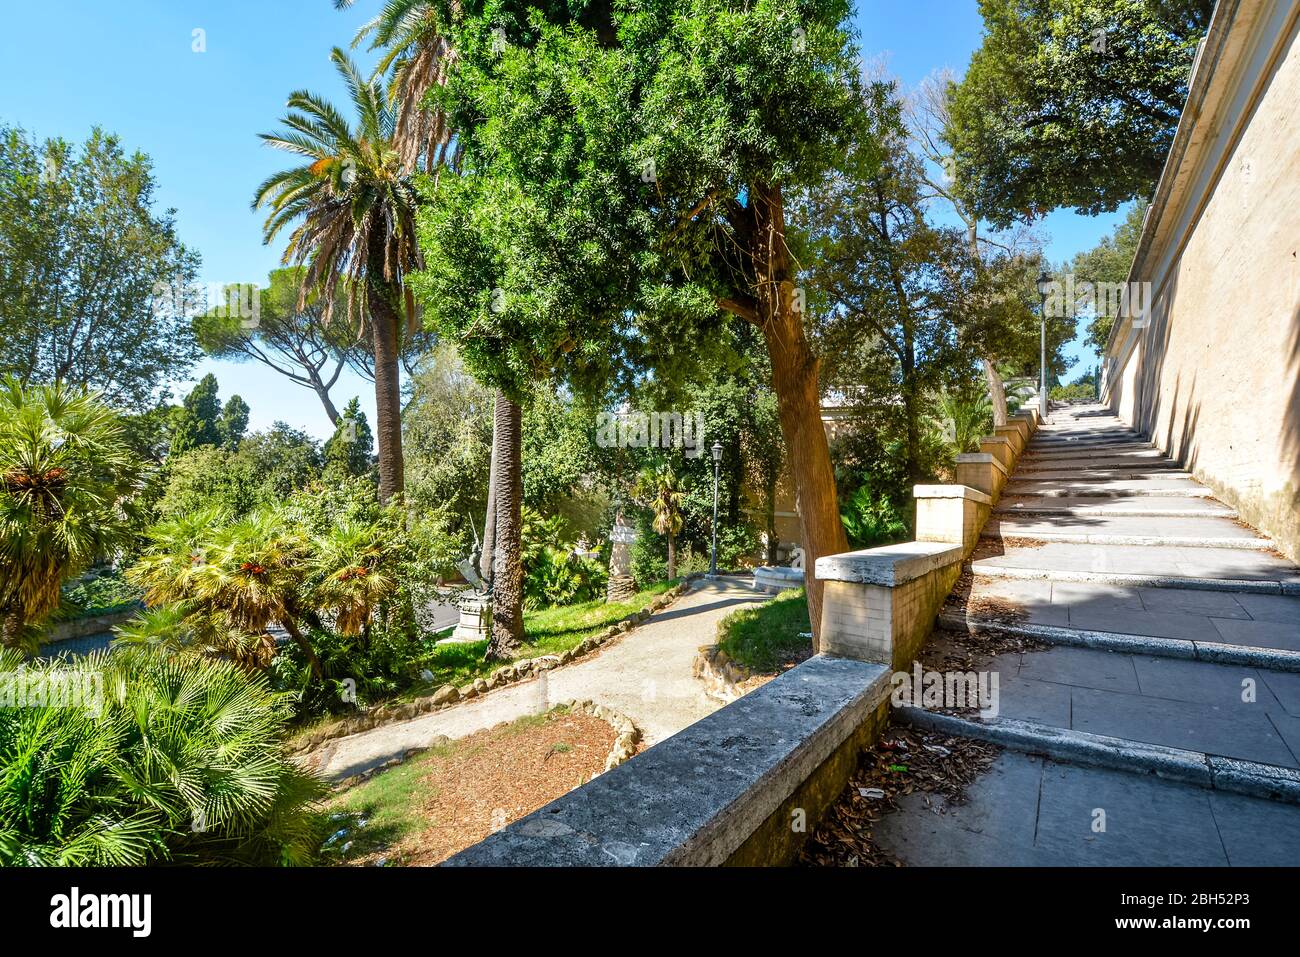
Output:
left=0, top=649, right=324, bottom=866
left=125, top=506, right=322, bottom=677
left=0, top=380, right=144, bottom=652
left=307, top=519, right=398, bottom=636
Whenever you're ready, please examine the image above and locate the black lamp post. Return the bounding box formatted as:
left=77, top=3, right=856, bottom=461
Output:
left=708, top=440, right=723, bottom=577
left=1035, top=269, right=1054, bottom=420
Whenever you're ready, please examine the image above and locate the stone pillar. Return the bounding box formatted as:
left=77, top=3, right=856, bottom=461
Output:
left=815, top=542, right=965, bottom=670
left=607, top=517, right=638, bottom=603
left=955, top=452, right=1008, bottom=499
left=978, top=434, right=1015, bottom=472
left=913, top=484, right=992, bottom=558
left=995, top=421, right=1028, bottom=456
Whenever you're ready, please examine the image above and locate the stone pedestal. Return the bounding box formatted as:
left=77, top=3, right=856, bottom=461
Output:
left=440, top=591, right=490, bottom=645
left=607, top=519, right=639, bottom=603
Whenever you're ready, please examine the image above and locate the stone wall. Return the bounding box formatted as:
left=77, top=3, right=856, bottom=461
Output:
left=1102, top=0, right=1300, bottom=563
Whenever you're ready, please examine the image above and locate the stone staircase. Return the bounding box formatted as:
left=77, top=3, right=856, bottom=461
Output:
left=883, top=402, right=1300, bottom=865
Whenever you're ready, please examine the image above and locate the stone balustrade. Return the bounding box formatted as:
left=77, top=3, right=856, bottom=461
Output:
left=443, top=405, right=1040, bottom=866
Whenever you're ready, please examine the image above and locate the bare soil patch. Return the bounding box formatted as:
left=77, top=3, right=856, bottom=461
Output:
left=323, top=707, right=619, bottom=866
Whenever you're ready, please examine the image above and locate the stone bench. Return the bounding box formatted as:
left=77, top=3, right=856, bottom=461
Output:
left=751, top=565, right=805, bottom=594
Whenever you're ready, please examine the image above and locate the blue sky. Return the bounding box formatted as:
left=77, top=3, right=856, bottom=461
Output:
left=0, top=1, right=1120, bottom=439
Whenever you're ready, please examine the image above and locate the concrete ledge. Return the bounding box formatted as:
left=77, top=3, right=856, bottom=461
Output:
left=751, top=565, right=804, bottom=595
left=815, top=541, right=963, bottom=587
left=913, top=484, right=992, bottom=505
left=956, top=452, right=1008, bottom=477
left=444, top=655, right=893, bottom=866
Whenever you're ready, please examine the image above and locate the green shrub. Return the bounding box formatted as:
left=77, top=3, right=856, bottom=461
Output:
left=520, top=507, right=606, bottom=609
left=0, top=648, right=324, bottom=866
left=56, top=568, right=142, bottom=620
left=1051, top=382, right=1097, bottom=401
left=839, top=482, right=909, bottom=548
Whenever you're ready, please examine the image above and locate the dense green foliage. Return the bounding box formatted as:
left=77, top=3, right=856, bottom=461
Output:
left=0, top=649, right=323, bottom=866
left=0, top=126, right=202, bottom=406
left=1067, top=200, right=1149, bottom=353
left=948, top=0, right=1211, bottom=225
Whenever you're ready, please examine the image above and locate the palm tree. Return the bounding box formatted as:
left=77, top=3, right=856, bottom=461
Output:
left=254, top=48, right=421, bottom=502
left=337, top=0, right=456, bottom=173
left=0, top=380, right=143, bottom=652
left=634, top=464, right=685, bottom=581
left=308, top=519, right=396, bottom=636
left=126, top=506, right=323, bottom=678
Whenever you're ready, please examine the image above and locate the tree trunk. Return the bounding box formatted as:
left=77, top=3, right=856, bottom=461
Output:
left=486, top=390, right=524, bottom=661
left=310, top=373, right=341, bottom=427
left=666, top=532, right=676, bottom=581
left=280, top=615, right=323, bottom=680
left=479, top=412, right=499, bottom=584
left=366, top=282, right=405, bottom=503
left=751, top=182, right=847, bottom=652
left=984, top=358, right=1008, bottom=428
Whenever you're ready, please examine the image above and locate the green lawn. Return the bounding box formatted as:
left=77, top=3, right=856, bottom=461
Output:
left=404, top=579, right=679, bottom=694
left=715, top=587, right=811, bottom=673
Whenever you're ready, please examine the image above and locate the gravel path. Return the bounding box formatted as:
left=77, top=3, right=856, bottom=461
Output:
left=300, top=575, right=768, bottom=781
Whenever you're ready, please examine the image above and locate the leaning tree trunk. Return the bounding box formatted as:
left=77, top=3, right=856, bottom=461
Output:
left=751, top=182, right=848, bottom=652
left=367, top=282, right=405, bottom=503
left=479, top=414, right=499, bottom=584
left=280, top=615, right=323, bottom=680
left=485, top=390, right=524, bottom=661
left=984, top=358, right=1008, bottom=428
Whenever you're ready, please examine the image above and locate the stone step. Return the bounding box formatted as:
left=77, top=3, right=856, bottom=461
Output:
left=1008, top=467, right=1194, bottom=481
left=898, top=642, right=1300, bottom=801
left=970, top=541, right=1300, bottom=593
left=995, top=496, right=1235, bottom=518
left=1022, top=450, right=1164, bottom=465
left=981, top=513, right=1272, bottom=549
left=1025, top=439, right=1153, bottom=453
left=1003, top=480, right=1213, bottom=498
left=868, top=747, right=1300, bottom=866
left=937, top=611, right=1300, bottom=672
left=898, top=710, right=1300, bottom=805
left=1016, top=454, right=1182, bottom=471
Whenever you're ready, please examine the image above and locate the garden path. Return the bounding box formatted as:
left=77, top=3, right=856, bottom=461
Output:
left=301, top=575, right=766, bottom=781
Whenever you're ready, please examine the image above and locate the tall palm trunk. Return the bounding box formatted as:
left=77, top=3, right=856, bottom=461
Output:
left=750, top=182, right=848, bottom=652
left=479, top=416, right=498, bottom=583
left=486, top=390, right=524, bottom=660
left=366, top=277, right=405, bottom=503
left=666, top=532, right=676, bottom=581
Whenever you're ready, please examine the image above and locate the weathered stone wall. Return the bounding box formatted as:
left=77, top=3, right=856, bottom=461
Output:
left=1104, top=1, right=1300, bottom=562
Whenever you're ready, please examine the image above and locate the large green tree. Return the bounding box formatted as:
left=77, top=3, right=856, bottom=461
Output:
left=947, top=0, right=1213, bottom=225
left=0, top=126, right=201, bottom=406
left=416, top=0, right=874, bottom=647
left=1068, top=199, right=1149, bottom=354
